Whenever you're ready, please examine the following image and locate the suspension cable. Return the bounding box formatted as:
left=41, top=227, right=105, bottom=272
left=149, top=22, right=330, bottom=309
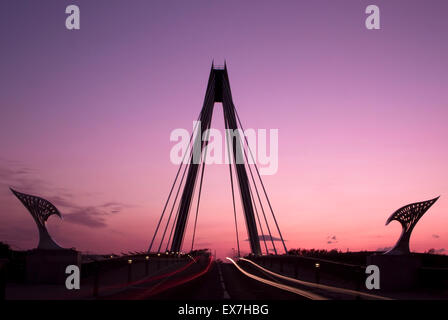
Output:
left=157, top=149, right=191, bottom=253
left=233, top=106, right=288, bottom=254
left=221, top=80, right=277, bottom=255
left=178, top=83, right=217, bottom=252
left=165, top=203, right=180, bottom=252
left=224, top=117, right=241, bottom=257
left=248, top=178, right=269, bottom=254
left=190, top=121, right=211, bottom=251
left=148, top=111, right=202, bottom=253
left=153, top=75, right=216, bottom=253
left=239, top=131, right=277, bottom=255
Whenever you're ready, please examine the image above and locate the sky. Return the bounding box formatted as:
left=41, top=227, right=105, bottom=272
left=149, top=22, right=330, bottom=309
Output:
left=0, top=0, right=447, bottom=259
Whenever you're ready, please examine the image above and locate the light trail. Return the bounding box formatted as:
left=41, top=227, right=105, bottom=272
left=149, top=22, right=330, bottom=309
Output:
left=239, top=258, right=393, bottom=300
left=97, top=258, right=197, bottom=294
left=226, top=257, right=327, bottom=300
left=133, top=255, right=214, bottom=299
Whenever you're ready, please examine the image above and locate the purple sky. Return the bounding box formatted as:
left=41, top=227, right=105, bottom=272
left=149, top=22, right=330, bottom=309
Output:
left=0, top=1, right=447, bottom=258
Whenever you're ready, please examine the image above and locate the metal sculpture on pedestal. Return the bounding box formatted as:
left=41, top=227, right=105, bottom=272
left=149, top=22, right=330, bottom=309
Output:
left=10, top=188, right=64, bottom=250
left=384, top=196, right=439, bottom=255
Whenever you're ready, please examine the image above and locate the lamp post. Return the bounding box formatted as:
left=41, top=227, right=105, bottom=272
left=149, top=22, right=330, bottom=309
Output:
left=314, top=262, right=320, bottom=284
left=145, top=256, right=149, bottom=275
left=93, top=261, right=100, bottom=298
left=0, top=259, right=8, bottom=301
left=127, top=259, right=133, bottom=283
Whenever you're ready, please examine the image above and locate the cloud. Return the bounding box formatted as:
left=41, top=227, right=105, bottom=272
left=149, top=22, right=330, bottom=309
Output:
left=63, top=208, right=109, bottom=228
left=432, top=234, right=440, bottom=239
left=327, top=235, right=338, bottom=244
left=0, top=159, right=129, bottom=229
left=245, top=235, right=285, bottom=242
left=0, top=161, right=44, bottom=196
left=426, top=248, right=446, bottom=255
left=48, top=195, right=128, bottom=228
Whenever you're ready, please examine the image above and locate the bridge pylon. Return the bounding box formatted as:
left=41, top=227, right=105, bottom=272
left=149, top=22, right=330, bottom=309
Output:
left=149, top=63, right=287, bottom=256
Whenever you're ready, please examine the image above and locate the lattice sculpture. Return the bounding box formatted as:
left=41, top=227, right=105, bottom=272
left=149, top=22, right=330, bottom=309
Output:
left=10, top=188, right=64, bottom=250
left=385, top=196, right=439, bottom=255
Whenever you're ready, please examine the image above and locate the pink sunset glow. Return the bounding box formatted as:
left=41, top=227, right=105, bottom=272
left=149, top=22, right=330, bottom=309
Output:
left=0, top=0, right=447, bottom=258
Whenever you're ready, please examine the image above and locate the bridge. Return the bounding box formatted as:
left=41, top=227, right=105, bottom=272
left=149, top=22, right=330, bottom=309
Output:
left=1, top=64, right=448, bottom=301
left=4, top=249, right=448, bottom=300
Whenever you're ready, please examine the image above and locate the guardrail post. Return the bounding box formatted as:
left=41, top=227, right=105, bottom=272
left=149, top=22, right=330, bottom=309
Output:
left=145, top=256, right=149, bottom=276
left=314, top=262, right=321, bottom=284
left=127, top=259, right=133, bottom=283
left=93, top=261, right=100, bottom=298
left=0, top=259, right=8, bottom=300
left=356, top=267, right=362, bottom=292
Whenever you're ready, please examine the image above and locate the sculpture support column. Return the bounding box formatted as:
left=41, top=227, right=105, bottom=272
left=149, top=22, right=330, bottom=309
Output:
left=10, top=188, right=64, bottom=250
left=10, top=188, right=80, bottom=284
left=368, top=196, right=439, bottom=291
left=384, top=196, right=439, bottom=255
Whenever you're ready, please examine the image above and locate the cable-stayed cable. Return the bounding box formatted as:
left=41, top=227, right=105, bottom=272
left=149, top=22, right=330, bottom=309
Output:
left=221, top=80, right=277, bottom=255
left=224, top=117, right=241, bottom=257
left=148, top=112, right=202, bottom=253
left=233, top=106, right=288, bottom=254
left=190, top=121, right=211, bottom=251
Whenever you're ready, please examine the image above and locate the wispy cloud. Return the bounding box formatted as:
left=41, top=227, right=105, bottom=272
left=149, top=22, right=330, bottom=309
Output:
left=0, top=159, right=130, bottom=229
left=426, top=248, right=446, bottom=255
left=48, top=194, right=130, bottom=228
left=327, top=235, right=338, bottom=244
left=0, top=161, right=44, bottom=196
left=245, top=235, right=285, bottom=242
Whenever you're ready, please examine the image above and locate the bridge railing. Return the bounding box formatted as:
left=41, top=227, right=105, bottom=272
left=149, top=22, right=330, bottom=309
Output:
left=249, top=254, right=448, bottom=290
left=0, top=259, right=7, bottom=300
left=419, top=267, right=448, bottom=288
left=250, top=255, right=365, bottom=289
left=80, top=253, right=189, bottom=297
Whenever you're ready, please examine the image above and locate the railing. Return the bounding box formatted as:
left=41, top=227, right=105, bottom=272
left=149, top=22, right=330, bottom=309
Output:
left=250, top=254, right=448, bottom=290
left=0, top=259, right=8, bottom=300
left=251, top=255, right=366, bottom=290
left=419, top=267, right=448, bottom=288
left=81, top=253, right=189, bottom=297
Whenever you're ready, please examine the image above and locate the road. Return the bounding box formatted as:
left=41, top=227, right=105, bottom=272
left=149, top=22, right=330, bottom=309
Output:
left=102, top=255, right=347, bottom=300
left=5, top=253, right=391, bottom=300
left=141, top=258, right=306, bottom=300
left=4, top=254, right=446, bottom=300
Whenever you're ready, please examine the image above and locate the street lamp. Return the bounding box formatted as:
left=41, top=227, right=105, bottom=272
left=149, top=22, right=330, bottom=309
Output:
left=145, top=256, right=149, bottom=275
left=127, top=259, right=133, bottom=283
left=314, top=262, right=320, bottom=284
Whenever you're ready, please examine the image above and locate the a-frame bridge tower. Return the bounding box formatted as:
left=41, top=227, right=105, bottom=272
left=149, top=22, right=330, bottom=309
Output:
left=148, top=63, right=287, bottom=256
